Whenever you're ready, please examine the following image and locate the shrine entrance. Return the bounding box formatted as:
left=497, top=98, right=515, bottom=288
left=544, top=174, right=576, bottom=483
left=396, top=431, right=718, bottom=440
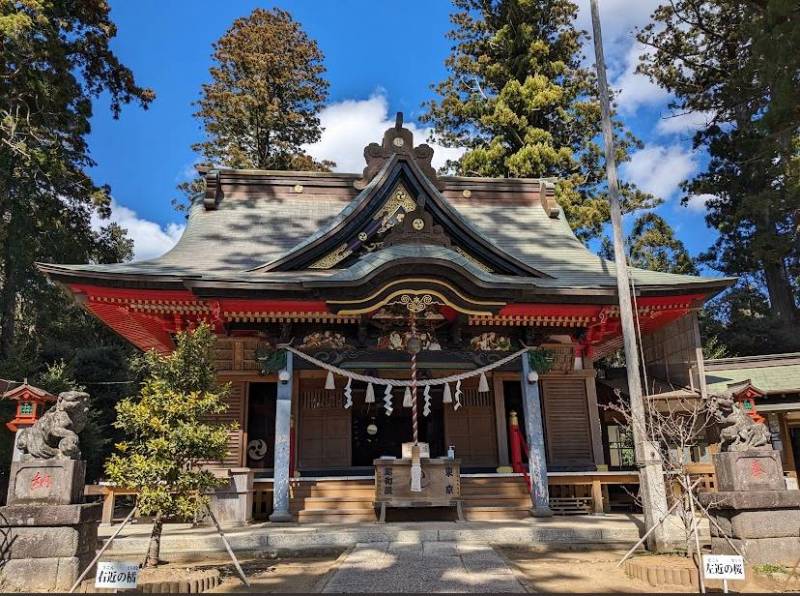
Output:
left=351, top=388, right=446, bottom=466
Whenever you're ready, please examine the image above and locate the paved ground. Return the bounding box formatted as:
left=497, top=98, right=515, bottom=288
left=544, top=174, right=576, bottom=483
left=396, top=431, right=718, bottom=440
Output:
left=321, top=542, right=525, bottom=593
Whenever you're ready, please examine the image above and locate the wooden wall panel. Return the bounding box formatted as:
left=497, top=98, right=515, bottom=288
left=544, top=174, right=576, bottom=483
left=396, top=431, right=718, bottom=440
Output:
left=297, top=382, right=351, bottom=470
left=540, top=376, right=595, bottom=470
left=445, top=388, right=498, bottom=467
left=202, top=381, right=246, bottom=467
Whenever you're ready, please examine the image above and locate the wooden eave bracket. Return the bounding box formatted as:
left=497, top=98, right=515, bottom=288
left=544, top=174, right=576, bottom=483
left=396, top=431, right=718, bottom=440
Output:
left=204, top=170, right=223, bottom=210
left=540, top=181, right=560, bottom=218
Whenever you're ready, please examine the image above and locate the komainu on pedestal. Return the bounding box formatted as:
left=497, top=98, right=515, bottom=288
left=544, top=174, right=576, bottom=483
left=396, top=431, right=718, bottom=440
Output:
left=699, top=383, right=800, bottom=565
left=0, top=391, right=101, bottom=592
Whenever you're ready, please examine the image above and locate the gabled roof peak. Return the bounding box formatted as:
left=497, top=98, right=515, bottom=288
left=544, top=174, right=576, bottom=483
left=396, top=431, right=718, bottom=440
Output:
left=355, top=113, right=441, bottom=190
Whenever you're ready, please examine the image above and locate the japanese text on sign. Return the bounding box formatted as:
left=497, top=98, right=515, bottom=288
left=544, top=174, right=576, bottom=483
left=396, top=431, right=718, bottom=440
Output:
left=95, top=561, right=140, bottom=589
left=703, top=555, right=745, bottom=580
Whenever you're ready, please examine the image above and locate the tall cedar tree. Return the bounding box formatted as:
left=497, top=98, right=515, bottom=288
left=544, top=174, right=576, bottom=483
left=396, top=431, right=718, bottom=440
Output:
left=193, top=8, right=330, bottom=172
left=638, top=1, right=800, bottom=340
left=422, top=0, right=658, bottom=241
left=0, top=1, right=151, bottom=361
left=106, top=325, right=233, bottom=567
left=0, top=1, right=150, bottom=474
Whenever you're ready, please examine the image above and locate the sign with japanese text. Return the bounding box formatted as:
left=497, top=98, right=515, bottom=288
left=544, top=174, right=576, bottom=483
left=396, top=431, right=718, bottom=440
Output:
left=703, top=555, right=745, bottom=580
left=95, top=561, right=139, bottom=590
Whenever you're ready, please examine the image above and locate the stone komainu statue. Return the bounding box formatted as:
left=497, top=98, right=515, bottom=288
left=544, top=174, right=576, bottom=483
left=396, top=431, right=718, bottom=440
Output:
left=710, top=390, right=771, bottom=452
left=17, top=390, right=89, bottom=460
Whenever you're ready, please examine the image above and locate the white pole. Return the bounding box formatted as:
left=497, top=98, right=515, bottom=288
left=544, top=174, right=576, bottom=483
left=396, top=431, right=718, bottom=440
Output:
left=589, top=0, right=669, bottom=551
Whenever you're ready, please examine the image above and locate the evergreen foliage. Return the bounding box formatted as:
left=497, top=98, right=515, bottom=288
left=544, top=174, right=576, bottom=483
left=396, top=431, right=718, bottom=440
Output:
left=195, top=8, right=329, bottom=171
left=638, top=0, right=800, bottom=350
left=105, top=325, right=232, bottom=567
left=422, top=0, right=659, bottom=240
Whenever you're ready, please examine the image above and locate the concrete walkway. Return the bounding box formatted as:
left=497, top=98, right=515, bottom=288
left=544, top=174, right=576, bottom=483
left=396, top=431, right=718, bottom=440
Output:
left=322, top=542, right=525, bottom=593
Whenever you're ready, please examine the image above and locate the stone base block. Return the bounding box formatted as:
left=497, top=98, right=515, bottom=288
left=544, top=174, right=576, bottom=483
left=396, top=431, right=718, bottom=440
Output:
left=0, top=553, right=94, bottom=592
left=711, top=536, right=800, bottom=565
left=0, top=503, right=100, bottom=592
left=710, top=508, right=800, bottom=539
left=713, top=450, right=784, bottom=493
left=698, top=489, right=800, bottom=510
left=7, top=459, right=86, bottom=505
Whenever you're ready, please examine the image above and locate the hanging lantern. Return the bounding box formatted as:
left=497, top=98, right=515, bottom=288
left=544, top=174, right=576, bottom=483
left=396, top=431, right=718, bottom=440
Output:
left=325, top=370, right=336, bottom=390
left=383, top=385, right=393, bottom=415
left=344, top=378, right=353, bottom=409
left=442, top=383, right=453, bottom=404
left=403, top=386, right=413, bottom=408
left=365, top=383, right=375, bottom=404
left=527, top=369, right=539, bottom=384
left=478, top=372, right=489, bottom=393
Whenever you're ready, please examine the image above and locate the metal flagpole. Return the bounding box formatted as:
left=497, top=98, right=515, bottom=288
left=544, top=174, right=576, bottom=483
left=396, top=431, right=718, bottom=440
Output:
left=589, top=0, right=669, bottom=551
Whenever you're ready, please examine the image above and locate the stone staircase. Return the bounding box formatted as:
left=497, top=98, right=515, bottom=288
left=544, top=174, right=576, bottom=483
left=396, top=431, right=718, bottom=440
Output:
left=289, top=475, right=533, bottom=523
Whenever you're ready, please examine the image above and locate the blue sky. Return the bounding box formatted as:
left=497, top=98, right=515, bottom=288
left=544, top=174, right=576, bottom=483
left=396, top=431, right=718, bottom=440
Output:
left=88, top=0, right=716, bottom=264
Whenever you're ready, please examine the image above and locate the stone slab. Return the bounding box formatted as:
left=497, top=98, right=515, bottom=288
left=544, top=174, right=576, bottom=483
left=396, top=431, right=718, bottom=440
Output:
left=713, top=450, right=785, bottom=493
left=711, top=536, right=800, bottom=565
left=7, top=459, right=86, bottom=505
left=698, top=489, right=800, bottom=510
left=2, top=523, right=98, bottom=559
left=710, top=508, right=800, bottom=539
left=0, top=553, right=94, bottom=592
left=0, top=502, right=101, bottom=526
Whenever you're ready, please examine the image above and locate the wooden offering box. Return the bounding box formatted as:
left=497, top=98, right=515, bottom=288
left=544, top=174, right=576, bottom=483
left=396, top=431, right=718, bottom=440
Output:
left=374, top=458, right=462, bottom=521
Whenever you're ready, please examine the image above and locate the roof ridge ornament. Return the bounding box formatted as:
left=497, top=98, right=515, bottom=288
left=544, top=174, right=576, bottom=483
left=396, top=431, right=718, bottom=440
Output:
left=354, top=112, right=442, bottom=190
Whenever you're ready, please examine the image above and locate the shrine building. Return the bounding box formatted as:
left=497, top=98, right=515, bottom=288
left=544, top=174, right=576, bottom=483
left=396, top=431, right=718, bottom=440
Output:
left=40, top=120, right=735, bottom=522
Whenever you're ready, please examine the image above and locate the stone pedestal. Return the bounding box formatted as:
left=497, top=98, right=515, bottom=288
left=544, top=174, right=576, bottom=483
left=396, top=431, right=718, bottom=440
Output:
left=7, top=459, right=86, bottom=505
left=209, top=467, right=254, bottom=525
left=0, top=502, right=101, bottom=592
left=699, top=449, right=800, bottom=565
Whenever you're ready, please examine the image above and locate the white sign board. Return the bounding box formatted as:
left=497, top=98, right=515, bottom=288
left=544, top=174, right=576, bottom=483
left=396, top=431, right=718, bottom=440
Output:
left=703, top=555, right=745, bottom=580
left=95, top=561, right=140, bottom=590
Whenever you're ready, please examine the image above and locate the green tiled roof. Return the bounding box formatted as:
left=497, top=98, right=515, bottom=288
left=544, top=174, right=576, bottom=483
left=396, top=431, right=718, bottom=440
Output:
left=705, top=354, right=800, bottom=395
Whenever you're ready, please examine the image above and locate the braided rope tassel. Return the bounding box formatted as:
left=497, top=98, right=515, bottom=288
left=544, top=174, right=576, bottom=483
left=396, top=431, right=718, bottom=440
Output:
left=410, top=318, right=419, bottom=445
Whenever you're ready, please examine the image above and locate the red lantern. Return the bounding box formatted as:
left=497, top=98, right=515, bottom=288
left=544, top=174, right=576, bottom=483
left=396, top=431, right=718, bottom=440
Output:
left=2, top=383, right=56, bottom=432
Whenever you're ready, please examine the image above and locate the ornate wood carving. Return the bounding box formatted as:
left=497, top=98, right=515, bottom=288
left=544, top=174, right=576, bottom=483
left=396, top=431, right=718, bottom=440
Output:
left=354, top=114, right=443, bottom=190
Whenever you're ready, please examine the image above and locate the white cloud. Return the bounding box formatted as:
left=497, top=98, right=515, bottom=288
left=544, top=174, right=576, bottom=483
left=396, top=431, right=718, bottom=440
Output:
left=622, top=145, right=697, bottom=199
left=686, top=193, right=716, bottom=212
left=656, top=110, right=715, bottom=135
left=575, top=0, right=660, bottom=44
left=612, top=42, right=670, bottom=114
left=304, top=93, right=465, bottom=174
left=92, top=200, right=184, bottom=261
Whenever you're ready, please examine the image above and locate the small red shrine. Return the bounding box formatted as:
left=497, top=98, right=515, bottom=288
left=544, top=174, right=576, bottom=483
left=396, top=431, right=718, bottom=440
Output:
left=2, top=383, right=56, bottom=432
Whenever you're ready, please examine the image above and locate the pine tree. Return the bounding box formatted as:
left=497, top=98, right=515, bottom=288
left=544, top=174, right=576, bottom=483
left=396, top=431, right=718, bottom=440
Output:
left=193, top=8, right=331, bottom=172
left=106, top=325, right=233, bottom=567
left=422, top=0, right=658, bottom=241
left=637, top=1, right=800, bottom=332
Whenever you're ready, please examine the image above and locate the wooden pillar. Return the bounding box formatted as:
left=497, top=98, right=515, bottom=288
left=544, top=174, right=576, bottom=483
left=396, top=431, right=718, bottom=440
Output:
left=585, top=370, right=605, bottom=467
left=269, top=351, right=293, bottom=522
left=780, top=414, right=796, bottom=472
left=493, top=374, right=509, bottom=467
left=520, top=355, right=553, bottom=517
